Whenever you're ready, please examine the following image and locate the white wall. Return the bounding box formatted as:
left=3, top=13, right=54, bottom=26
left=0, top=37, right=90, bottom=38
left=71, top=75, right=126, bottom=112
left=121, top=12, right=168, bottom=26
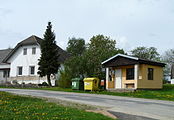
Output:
left=8, top=45, right=41, bottom=77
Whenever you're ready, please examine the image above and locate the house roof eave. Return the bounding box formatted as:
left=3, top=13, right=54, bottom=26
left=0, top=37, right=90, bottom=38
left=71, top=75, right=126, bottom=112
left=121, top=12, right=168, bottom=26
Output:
left=102, top=54, right=138, bottom=65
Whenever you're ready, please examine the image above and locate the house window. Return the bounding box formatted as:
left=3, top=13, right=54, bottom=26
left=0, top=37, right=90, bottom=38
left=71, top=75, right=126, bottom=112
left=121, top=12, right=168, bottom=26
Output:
left=23, top=48, right=27, bottom=55
left=29, top=66, right=35, bottom=75
left=126, top=68, right=134, bottom=80
left=3, top=70, right=9, bottom=78
left=109, top=69, right=115, bottom=81
left=17, top=67, right=23, bottom=75
left=32, top=47, right=36, bottom=54
left=148, top=68, right=154, bottom=80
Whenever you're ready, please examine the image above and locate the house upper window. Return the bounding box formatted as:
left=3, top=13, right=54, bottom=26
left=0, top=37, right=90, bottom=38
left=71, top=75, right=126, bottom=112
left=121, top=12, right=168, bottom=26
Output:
left=17, top=67, right=23, bottom=75
left=23, top=48, right=27, bottom=55
left=29, top=66, right=35, bottom=75
left=148, top=68, right=154, bottom=80
left=32, top=47, right=36, bottom=54
left=126, top=68, right=134, bottom=80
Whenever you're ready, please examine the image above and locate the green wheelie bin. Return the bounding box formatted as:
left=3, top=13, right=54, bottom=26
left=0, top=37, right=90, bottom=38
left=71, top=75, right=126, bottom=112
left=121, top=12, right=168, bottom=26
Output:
left=71, top=78, right=83, bottom=90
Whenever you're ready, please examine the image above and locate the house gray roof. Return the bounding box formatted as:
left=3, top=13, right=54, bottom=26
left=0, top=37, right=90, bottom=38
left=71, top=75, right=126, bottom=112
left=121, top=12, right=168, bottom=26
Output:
left=2, top=35, right=70, bottom=63
left=57, top=46, right=71, bottom=63
left=18, top=35, right=42, bottom=45
left=0, top=49, right=13, bottom=65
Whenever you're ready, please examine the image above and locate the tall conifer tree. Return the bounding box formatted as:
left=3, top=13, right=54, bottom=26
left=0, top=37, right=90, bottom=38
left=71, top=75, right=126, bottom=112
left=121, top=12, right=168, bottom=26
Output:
left=38, top=22, right=60, bottom=86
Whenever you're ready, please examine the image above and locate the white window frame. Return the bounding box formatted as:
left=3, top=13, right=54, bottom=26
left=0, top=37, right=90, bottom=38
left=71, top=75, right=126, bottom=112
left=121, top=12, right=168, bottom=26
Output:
left=23, top=48, right=27, bottom=55
left=32, top=47, right=36, bottom=55
left=29, top=66, right=35, bottom=75
left=17, top=66, right=23, bottom=76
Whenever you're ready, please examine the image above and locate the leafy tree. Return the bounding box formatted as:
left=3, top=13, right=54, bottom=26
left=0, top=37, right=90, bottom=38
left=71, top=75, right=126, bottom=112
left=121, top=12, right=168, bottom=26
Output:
left=58, top=35, right=125, bottom=88
left=38, top=22, right=60, bottom=86
left=163, top=49, right=174, bottom=65
left=65, top=38, right=86, bottom=77
left=84, top=34, right=125, bottom=78
left=131, top=46, right=160, bottom=61
left=162, top=49, right=174, bottom=77
left=67, top=37, right=86, bottom=56
left=58, top=38, right=86, bottom=88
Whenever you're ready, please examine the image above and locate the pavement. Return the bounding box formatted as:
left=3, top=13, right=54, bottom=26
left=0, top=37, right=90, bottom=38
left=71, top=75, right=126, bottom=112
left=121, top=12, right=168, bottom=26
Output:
left=0, top=88, right=174, bottom=120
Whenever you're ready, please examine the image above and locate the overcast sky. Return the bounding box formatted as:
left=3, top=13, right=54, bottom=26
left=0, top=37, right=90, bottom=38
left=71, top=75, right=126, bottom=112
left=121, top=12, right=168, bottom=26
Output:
left=0, top=0, right=174, bottom=54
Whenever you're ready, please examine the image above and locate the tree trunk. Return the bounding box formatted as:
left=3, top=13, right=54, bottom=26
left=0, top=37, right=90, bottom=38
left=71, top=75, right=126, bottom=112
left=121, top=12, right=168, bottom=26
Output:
left=47, top=74, right=52, bottom=86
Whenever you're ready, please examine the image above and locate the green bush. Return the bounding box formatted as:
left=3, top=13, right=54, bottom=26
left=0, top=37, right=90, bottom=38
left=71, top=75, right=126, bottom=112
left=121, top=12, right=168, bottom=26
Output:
left=163, top=79, right=170, bottom=84
left=163, top=84, right=174, bottom=90
left=57, top=69, right=72, bottom=88
left=42, top=82, right=49, bottom=86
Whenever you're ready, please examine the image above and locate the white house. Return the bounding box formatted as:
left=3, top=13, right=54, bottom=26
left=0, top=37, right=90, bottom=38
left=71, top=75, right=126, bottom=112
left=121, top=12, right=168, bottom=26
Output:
left=0, top=35, right=69, bottom=85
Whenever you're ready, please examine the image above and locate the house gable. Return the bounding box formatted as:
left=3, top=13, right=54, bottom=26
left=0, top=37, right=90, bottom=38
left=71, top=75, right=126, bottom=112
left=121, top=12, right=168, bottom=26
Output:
left=3, top=35, right=70, bottom=64
left=102, top=54, right=165, bottom=67
left=3, top=35, right=41, bottom=63
left=102, top=56, right=138, bottom=67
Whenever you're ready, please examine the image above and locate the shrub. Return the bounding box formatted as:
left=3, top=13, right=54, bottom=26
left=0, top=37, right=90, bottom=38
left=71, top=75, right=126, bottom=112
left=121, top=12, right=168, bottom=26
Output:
left=163, top=84, right=174, bottom=90
left=12, top=80, right=18, bottom=85
left=57, top=69, right=72, bottom=88
left=21, top=82, right=25, bottom=85
left=42, top=82, right=49, bottom=86
left=163, top=79, right=170, bottom=84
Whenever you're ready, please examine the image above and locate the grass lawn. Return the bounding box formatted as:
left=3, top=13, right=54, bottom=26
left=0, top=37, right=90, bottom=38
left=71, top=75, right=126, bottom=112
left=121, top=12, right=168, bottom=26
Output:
left=0, top=91, right=114, bottom=120
left=1, top=84, right=174, bottom=101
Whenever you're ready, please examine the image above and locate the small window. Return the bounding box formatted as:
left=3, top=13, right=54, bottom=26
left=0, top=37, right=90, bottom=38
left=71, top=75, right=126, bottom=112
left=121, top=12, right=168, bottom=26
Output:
left=148, top=68, right=154, bottom=80
left=17, top=67, right=23, bottom=75
left=29, top=66, right=35, bottom=75
left=3, top=71, right=6, bottom=78
left=109, top=70, right=115, bottom=81
left=126, top=68, right=134, bottom=80
left=23, top=48, right=27, bottom=55
left=3, top=70, right=9, bottom=78
left=32, top=47, right=36, bottom=54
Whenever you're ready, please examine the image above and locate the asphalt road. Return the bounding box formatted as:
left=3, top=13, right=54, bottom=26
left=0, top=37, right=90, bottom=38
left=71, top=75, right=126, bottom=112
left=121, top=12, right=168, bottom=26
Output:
left=0, top=88, right=174, bottom=120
